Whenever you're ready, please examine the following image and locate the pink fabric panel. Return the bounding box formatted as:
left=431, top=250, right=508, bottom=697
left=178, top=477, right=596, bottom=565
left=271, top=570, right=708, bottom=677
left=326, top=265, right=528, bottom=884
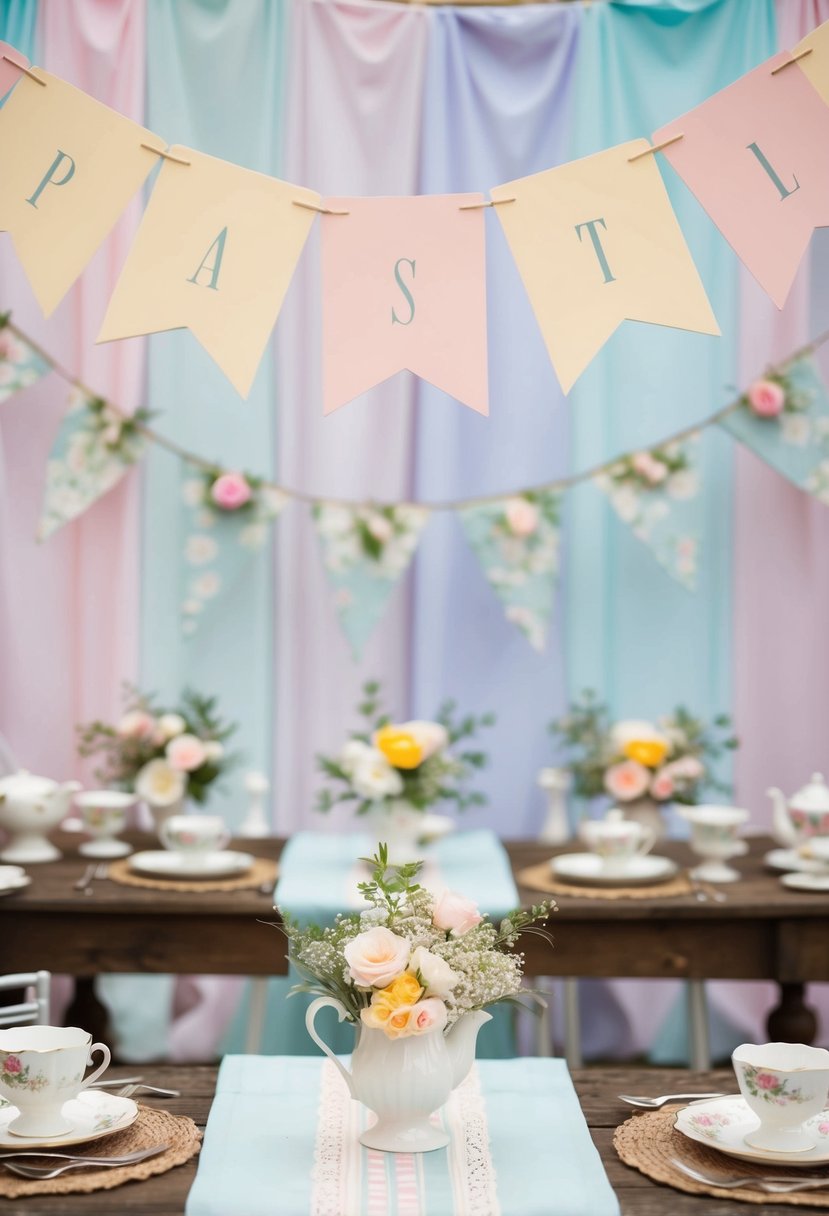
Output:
left=273, top=0, right=430, bottom=833
left=0, top=1, right=145, bottom=781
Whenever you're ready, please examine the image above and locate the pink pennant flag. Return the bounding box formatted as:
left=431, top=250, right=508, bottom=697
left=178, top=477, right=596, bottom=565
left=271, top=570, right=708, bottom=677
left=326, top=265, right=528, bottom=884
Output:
left=653, top=51, right=829, bottom=308
left=0, top=41, right=29, bottom=100
left=321, top=195, right=488, bottom=415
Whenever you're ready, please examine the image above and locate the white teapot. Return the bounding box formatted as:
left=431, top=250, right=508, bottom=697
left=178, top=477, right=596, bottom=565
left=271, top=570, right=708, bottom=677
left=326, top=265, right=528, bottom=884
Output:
left=767, top=773, right=829, bottom=849
left=0, top=771, right=82, bottom=863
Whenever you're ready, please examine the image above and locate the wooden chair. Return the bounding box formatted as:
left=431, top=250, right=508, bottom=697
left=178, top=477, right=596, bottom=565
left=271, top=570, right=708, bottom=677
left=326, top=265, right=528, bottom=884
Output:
left=0, top=970, right=51, bottom=1027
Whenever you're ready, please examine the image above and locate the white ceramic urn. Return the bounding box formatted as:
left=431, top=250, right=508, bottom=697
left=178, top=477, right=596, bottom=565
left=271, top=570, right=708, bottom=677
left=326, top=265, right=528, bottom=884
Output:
left=0, top=770, right=82, bottom=863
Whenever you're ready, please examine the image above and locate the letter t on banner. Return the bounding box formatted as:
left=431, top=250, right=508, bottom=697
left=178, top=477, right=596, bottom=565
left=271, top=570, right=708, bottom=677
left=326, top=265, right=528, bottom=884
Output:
left=653, top=49, right=829, bottom=309
left=321, top=195, right=489, bottom=415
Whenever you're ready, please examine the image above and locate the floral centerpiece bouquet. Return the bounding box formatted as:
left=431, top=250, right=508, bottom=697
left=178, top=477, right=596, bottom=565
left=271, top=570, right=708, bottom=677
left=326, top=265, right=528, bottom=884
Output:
left=281, top=844, right=550, bottom=1152
left=77, top=687, right=236, bottom=822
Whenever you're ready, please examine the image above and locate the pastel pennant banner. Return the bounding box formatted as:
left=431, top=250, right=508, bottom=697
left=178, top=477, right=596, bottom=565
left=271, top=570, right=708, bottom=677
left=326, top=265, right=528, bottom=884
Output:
left=39, top=391, right=146, bottom=540
left=0, top=69, right=157, bottom=316
left=794, top=22, right=829, bottom=106
left=0, top=323, right=50, bottom=403
left=593, top=435, right=703, bottom=590
left=98, top=149, right=320, bottom=397
left=654, top=52, right=829, bottom=309
left=491, top=142, right=719, bottom=393
left=321, top=195, right=489, bottom=415
left=180, top=468, right=288, bottom=638
left=0, top=41, right=29, bottom=103
left=313, top=503, right=429, bottom=657
left=719, top=356, right=829, bottom=503
left=460, top=491, right=561, bottom=651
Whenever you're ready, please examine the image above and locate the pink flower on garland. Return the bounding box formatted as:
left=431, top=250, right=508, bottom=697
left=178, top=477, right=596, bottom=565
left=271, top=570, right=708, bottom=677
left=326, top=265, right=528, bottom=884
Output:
left=210, top=472, right=253, bottom=511
left=747, top=379, right=785, bottom=418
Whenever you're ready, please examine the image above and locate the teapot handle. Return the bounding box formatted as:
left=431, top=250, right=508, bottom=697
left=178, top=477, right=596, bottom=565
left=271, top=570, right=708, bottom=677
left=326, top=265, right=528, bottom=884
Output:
left=305, top=997, right=355, bottom=1097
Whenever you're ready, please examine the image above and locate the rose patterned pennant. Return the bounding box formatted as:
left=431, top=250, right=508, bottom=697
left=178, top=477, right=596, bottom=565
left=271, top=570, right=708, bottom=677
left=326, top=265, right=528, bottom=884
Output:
left=180, top=467, right=288, bottom=638
left=0, top=322, right=50, bottom=403
left=459, top=491, right=562, bottom=651
left=313, top=503, right=429, bottom=657
left=593, top=436, right=703, bottom=590
left=720, top=355, right=829, bottom=503
left=39, top=390, right=146, bottom=539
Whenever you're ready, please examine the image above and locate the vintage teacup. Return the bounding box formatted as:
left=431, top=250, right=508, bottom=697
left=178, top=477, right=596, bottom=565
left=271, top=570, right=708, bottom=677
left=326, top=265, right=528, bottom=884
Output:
left=679, top=805, right=749, bottom=883
left=0, top=1025, right=111, bottom=1137
left=75, top=790, right=137, bottom=859
left=579, top=810, right=656, bottom=875
left=732, top=1042, right=829, bottom=1152
left=159, top=814, right=230, bottom=864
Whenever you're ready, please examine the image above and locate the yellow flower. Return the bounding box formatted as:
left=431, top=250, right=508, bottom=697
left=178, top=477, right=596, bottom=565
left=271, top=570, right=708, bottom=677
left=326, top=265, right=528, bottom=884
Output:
left=361, top=973, right=424, bottom=1031
left=384, top=1006, right=416, bottom=1039
left=622, top=738, right=668, bottom=768
left=374, top=726, right=424, bottom=770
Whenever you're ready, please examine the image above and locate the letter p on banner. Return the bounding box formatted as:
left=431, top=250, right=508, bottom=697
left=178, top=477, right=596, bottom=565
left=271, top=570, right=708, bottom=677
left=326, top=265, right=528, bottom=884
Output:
left=0, top=70, right=157, bottom=315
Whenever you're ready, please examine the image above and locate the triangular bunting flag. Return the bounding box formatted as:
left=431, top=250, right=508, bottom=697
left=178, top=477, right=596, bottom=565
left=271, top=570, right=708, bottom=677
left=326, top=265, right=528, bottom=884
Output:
left=0, top=69, right=157, bottom=315
left=491, top=142, right=719, bottom=393
left=313, top=503, right=429, bottom=657
left=460, top=491, right=561, bottom=651
left=0, top=322, right=50, bottom=402
left=321, top=195, right=488, bottom=415
left=794, top=19, right=829, bottom=106
left=98, top=150, right=319, bottom=398
left=180, top=467, right=287, bottom=638
left=720, top=356, right=829, bottom=503
left=593, top=436, right=702, bottom=590
left=39, top=390, right=146, bottom=539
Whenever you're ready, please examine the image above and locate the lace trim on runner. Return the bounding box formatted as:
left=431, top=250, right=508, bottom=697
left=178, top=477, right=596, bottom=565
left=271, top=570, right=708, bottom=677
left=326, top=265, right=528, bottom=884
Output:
left=448, top=1065, right=501, bottom=1216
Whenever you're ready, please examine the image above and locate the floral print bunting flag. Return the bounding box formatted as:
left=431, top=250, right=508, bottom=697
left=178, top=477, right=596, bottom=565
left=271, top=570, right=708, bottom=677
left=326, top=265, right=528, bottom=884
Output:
left=593, top=436, right=702, bottom=590
left=0, top=324, right=50, bottom=403
left=39, top=390, right=146, bottom=540
left=720, top=355, right=829, bottom=503
left=180, top=468, right=287, bottom=637
left=460, top=491, right=562, bottom=651
left=313, top=503, right=429, bottom=657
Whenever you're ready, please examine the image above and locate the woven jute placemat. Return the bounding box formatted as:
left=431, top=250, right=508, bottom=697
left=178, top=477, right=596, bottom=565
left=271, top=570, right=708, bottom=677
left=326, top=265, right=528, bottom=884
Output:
left=517, top=860, right=693, bottom=900
left=108, top=855, right=278, bottom=893
left=615, top=1106, right=829, bottom=1207
left=0, top=1105, right=200, bottom=1199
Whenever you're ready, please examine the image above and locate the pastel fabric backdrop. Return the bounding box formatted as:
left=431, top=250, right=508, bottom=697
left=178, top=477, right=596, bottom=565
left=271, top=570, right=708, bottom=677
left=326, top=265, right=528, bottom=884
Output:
left=2, top=0, right=829, bottom=1062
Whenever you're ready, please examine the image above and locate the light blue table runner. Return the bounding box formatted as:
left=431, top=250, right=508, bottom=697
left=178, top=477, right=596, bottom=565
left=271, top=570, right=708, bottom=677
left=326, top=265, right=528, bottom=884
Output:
left=185, top=1055, right=620, bottom=1216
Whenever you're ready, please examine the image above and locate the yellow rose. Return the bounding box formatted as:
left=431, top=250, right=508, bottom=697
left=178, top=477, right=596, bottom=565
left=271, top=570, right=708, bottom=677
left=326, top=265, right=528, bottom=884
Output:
left=374, top=726, right=424, bottom=770
left=622, top=738, right=669, bottom=768
left=373, top=972, right=423, bottom=1011
left=384, top=1005, right=416, bottom=1039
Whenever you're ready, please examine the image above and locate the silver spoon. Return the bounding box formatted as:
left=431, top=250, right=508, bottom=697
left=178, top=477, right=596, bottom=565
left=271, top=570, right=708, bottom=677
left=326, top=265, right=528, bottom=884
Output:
left=618, top=1091, right=727, bottom=1108
left=670, top=1156, right=829, bottom=1193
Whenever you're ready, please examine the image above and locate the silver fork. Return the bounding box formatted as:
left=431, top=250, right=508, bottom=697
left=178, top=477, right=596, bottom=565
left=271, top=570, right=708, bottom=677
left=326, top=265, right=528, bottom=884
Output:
left=618, top=1091, right=726, bottom=1108
left=83, top=862, right=110, bottom=895
left=116, top=1082, right=180, bottom=1098
left=4, top=1144, right=169, bottom=1180
left=671, top=1156, right=829, bottom=1193
left=0, top=1144, right=168, bottom=1166
left=73, top=863, right=97, bottom=892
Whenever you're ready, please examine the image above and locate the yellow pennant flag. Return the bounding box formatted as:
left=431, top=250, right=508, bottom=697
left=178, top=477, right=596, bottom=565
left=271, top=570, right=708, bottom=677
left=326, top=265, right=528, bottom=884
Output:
left=98, top=148, right=319, bottom=397
left=491, top=140, right=719, bottom=393
left=794, top=18, right=829, bottom=105
left=0, top=69, right=157, bottom=316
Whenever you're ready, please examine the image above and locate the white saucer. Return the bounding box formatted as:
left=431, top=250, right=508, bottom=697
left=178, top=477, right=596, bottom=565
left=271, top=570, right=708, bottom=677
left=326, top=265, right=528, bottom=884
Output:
left=79, top=839, right=133, bottom=859
left=417, top=814, right=455, bottom=844
left=764, top=848, right=829, bottom=875
left=0, top=866, right=30, bottom=897
left=550, top=852, right=678, bottom=888
left=676, top=1095, right=829, bottom=1165
left=0, top=1090, right=138, bottom=1149
left=128, top=849, right=255, bottom=879
left=781, top=872, right=829, bottom=893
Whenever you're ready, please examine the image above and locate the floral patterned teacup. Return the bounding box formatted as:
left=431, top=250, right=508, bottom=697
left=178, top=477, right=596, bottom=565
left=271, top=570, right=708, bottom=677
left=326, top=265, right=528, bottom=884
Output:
left=159, top=814, right=230, bottom=865
left=0, top=1025, right=111, bottom=1137
left=733, top=1041, right=829, bottom=1152
left=580, top=810, right=656, bottom=875
left=75, top=790, right=137, bottom=859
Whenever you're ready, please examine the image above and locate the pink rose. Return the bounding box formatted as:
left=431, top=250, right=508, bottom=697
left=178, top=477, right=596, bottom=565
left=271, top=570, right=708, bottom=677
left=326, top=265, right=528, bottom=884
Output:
left=210, top=472, right=252, bottom=511
left=344, top=927, right=410, bottom=989
left=649, top=770, right=675, bottom=801
left=694, top=1114, right=713, bottom=1127
left=116, top=710, right=157, bottom=741
left=504, top=498, right=539, bottom=537
left=664, top=756, right=704, bottom=782
left=3, top=1055, right=22, bottom=1073
left=631, top=452, right=668, bottom=484
left=165, top=733, right=207, bottom=772
left=432, top=891, right=483, bottom=937
left=747, top=379, right=785, bottom=417
left=756, top=1072, right=778, bottom=1090
left=604, top=760, right=650, bottom=803
left=412, top=998, right=448, bottom=1035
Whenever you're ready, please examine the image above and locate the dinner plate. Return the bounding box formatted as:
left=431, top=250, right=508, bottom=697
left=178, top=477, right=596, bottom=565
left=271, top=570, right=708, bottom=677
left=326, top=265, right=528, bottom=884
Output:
left=550, top=852, right=678, bottom=888
left=0, top=866, right=30, bottom=897
left=127, top=849, right=255, bottom=879
left=764, top=848, right=829, bottom=875
left=0, top=1090, right=138, bottom=1149
left=675, top=1095, right=829, bottom=1166
left=780, top=872, right=829, bottom=893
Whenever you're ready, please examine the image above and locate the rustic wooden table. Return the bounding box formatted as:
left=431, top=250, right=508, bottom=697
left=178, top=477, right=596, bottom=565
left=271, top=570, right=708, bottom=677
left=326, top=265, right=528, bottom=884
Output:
left=0, top=1065, right=808, bottom=1215
left=2, top=832, right=827, bottom=1044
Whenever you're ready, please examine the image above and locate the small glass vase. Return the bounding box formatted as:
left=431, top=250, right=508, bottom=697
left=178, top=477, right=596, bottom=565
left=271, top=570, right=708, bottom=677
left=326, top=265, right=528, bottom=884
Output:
left=365, top=800, right=426, bottom=864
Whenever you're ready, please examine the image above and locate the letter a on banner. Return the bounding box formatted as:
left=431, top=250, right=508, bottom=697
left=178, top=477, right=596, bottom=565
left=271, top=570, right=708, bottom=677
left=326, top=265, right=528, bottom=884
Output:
left=321, top=195, right=488, bottom=415
left=0, top=69, right=157, bottom=316
left=98, top=149, right=320, bottom=398
left=653, top=48, right=829, bottom=309
left=491, top=143, right=719, bottom=393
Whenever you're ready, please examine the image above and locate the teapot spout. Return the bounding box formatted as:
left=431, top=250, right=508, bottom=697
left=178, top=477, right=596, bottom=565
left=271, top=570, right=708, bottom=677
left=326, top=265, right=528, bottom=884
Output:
left=767, top=786, right=797, bottom=848
left=446, top=1009, right=492, bottom=1091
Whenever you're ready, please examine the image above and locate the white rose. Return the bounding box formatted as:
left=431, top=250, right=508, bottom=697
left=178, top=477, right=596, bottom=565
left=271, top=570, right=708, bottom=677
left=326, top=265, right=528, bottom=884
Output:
left=409, top=946, right=459, bottom=998
left=135, top=758, right=185, bottom=807
left=344, top=927, right=410, bottom=989
left=432, top=890, right=483, bottom=937
left=203, top=740, right=225, bottom=763
left=350, top=751, right=404, bottom=799
left=610, top=720, right=668, bottom=751
left=400, top=721, right=449, bottom=760
left=338, top=739, right=374, bottom=776
left=157, top=713, right=186, bottom=741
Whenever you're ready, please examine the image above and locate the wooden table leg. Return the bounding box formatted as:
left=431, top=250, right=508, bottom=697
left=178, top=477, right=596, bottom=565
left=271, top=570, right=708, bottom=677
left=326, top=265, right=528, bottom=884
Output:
left=64, top=979, right=113, bottom=1047
left=767, top=982, right=818, bottom=1043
